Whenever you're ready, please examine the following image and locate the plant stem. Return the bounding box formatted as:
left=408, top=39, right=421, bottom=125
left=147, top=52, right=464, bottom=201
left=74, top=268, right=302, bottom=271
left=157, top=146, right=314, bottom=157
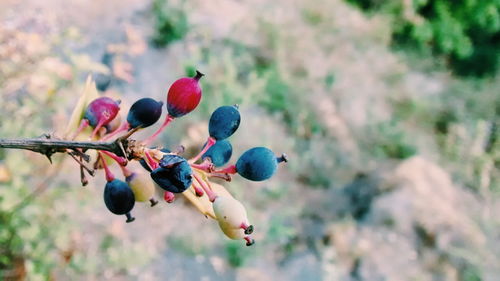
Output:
left=0, top=135, right=130, bottom=160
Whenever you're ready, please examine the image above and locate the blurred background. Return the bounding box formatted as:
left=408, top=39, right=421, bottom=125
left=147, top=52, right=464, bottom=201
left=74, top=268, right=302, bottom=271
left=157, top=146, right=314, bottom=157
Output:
left=0, top=0, right=499, bottom=280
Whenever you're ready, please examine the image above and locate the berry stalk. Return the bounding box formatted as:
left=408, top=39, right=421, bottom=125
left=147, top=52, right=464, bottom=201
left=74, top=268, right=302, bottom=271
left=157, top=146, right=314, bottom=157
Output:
left=190, top=158, right=215, bottom=172
left=193, top=173, right=216, bottom=202
left=189, top=137, right=216, bottom=164
left=143, top=114, right=175, bottom=145
left=144, top=150, right=159, bottom=170
left=70, top=119, right=90, bottom=140
left=212, top=164, right=237, bottom=175
left=191, top=182, right=205, bottom=197
left=99, top=152, right=115, bottom=182
left=100, top=150, right=127, bottom=166
left=101, top=121, right=130, bottom=141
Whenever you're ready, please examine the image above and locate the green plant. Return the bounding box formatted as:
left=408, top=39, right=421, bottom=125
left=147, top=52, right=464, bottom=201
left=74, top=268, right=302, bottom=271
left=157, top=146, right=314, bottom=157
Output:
left=151, top=0, right=189, bottom=47
left=347, top=0, right=500, bottom=77
left=365, top=120, right=417, bottom=159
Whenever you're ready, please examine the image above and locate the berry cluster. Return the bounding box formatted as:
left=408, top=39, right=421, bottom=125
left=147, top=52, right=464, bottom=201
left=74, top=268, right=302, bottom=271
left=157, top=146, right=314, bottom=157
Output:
left=69, top=71, right=287, bottom=246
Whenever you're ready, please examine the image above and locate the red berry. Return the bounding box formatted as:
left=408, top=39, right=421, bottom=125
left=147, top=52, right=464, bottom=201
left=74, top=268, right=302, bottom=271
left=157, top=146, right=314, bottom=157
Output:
left=84, top=97, right=120, bottom=128
left=166, top=71, right=204, bottom=117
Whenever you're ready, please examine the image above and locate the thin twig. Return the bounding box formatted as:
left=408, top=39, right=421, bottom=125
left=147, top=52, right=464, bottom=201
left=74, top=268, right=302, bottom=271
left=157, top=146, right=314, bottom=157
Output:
left=0, top=135, right=131, bottom=160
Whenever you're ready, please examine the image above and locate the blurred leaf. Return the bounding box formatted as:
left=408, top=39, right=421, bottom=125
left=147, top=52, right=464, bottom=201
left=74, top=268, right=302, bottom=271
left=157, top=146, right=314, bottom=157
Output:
left=64, top=75, right=99, bottom=138
left=182, top=176, right=233, bottom=219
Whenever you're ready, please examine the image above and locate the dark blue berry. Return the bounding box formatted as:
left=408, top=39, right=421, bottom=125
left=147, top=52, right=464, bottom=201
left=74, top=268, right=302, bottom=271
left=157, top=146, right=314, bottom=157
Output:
left=127, top=98, right=163, bottom=129
left=95, top=53, right=114, bottom=92
left=208, top=105, right=240, bottom=140
left=104, top=179, right=135, bottom=215
left=202, top=139, right=232, bottom=167
left=236, top=147, right=278, bottom=181
left=151, top=155, right=192, bottom=193
left=95, top=73, right=111, bottom=92
left=140, top=148, right=171, bottom=172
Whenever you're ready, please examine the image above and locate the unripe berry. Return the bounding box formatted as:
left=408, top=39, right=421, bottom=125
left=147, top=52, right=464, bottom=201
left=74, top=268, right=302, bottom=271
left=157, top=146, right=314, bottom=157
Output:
left=104, top=114, right=122, bottom=134
left=166, top=71, right=204, bottom=117
left=126, top=170, right=156, bottom=202
left=84, top=97, right=120, bottom=128
left=213, top=196, right=254, bottom=245
left=218, top=222, right=246, bottom=240
left=213, top=196, right=250, bottom=230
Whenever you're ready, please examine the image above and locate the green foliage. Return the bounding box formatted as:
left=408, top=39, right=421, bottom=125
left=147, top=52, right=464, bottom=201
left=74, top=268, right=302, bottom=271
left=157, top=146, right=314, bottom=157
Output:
left=461, top=264, right=483, bottom=281
left=348, top=0, right=500, bottom=77
left=365, top=120, right=417, bottom=159
left=167, top=236, right=208, bottom=256
left=151, top=0, right=189, bottom=47
left=224, top=241, right=246, bottom=268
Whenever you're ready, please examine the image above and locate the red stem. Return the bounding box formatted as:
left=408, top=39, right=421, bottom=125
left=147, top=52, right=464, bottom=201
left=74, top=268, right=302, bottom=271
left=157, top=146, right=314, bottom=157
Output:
left=101, top=121, right=130, bottom=141
left=143, top=114, right=174, bottom=145
left=70, top=119, right=89, bottom=140
left=144, top=150, right=159, bottom=170
left=190, top=158, right=214, bottom=172
left=240, top=223, right=254, bottom=234
left=244, top=236, right=255, bottom=246
left=99, top=152, right=115, bottom=182
left=101, top=150, right=127, bottom=166
left=193, top=173, right=216, bottom=202
left=212, top=164, right=237, bottom=174
left=189, top=137, right=216, bottom=164
left=207, top=173, right=232, bottom=182
left=91, top=118, right=107, bottom=140
left=119, top=164, right=133, bottom=178
left=191, top=182, right=204, bottom=197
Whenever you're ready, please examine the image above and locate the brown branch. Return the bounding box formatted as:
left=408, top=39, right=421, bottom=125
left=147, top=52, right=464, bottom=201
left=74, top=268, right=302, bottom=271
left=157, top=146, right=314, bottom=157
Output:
left=0, top=134, right=135, bottom=161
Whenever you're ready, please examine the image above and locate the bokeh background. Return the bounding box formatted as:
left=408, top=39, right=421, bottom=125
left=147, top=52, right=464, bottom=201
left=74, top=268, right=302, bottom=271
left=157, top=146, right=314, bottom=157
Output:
left=0, top=0, right=499, bottom=280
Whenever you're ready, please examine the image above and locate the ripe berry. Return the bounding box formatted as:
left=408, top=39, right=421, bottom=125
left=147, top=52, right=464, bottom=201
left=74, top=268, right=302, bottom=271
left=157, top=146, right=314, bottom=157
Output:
left=150, top=155, right=192, bottom=193
left=127, top=98, right=163, bottom=129
left=166, top=70, right=204, bottom=118
left=84, top=97, right=121, bottom=138
left=95, top=73, right=112, bottom=92
left=104, top=179, right=136, bottom=223
left=236, top=147, right=287, bottom=181
left=95, top=52, right=113, bottom=92
left=202, top=139, right=232, bottom=167
left=208, top=105, right=240, bottom=140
